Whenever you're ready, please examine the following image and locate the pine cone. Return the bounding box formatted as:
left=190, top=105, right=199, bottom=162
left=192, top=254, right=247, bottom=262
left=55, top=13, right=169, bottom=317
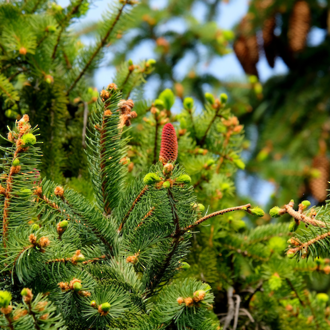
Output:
left=233, top=15, right=259, bottom=77
left=262, top=16, right=277, bottom=68
left=310, top=156, right=329, bottom=202
left=288, top=1, right=311, bottom=53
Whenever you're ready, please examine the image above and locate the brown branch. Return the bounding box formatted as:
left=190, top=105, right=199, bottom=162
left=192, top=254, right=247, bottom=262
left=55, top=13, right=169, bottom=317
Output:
left=82, top=255, right=106, bottom=265
left=216, top=129, right=233, bottom=174
left=285, top=278, right=305, bottom=307
left=13, top=245, right=33, bottom=269
left=199, top=105, right=222, bottom=146
left=222, top=244, right=268, bottom=262
left=135, top=207, right=155, bottom=230
left=62, top=197, right=113, bottom=252
left=283, top=201, right=325, bottom=228
left=148, top=191, right=182, bottom=293
left=100, top=112, right=112, bottom=215
left=4, top=313, right=14, bottom=330
left=290, top=231, right=330, bottom=253
left=66, top=3, right=126, bottom=94
left=27, top=301, right=41, bottom=330
left=52, top=0, right=84, bottom=59
left=172, top=204, right=251, bottom=237
left=121, top=69, right=133, bottom=90
left=2, top=131, right=25, bottom=251
left=30, top=0, right=42, bottom=13
left=153, top=114, right=160, bottom=164
left=118, top=186, right=148, bottom=232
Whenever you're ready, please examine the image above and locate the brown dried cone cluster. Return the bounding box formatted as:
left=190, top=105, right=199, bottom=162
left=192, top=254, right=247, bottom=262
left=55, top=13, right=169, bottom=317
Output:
left=288, top=1, right=311, bottom=53
left=233, top=15, right=259, bottom=77
left=118, top=99, right=137, bottom=128
left=309, top=155, right=329, bottom=202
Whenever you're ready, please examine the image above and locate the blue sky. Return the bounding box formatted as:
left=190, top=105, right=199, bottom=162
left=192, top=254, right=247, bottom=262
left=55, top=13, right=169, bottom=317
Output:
left=58, top=0, right=325, bottom=90
left=58, top=0, right=290, bottom=89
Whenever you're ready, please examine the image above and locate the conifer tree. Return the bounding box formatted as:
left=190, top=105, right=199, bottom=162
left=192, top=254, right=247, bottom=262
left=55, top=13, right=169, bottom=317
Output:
left=0, top=84, right=269, bottom=329
left=0, top=0, right=149, bottom=184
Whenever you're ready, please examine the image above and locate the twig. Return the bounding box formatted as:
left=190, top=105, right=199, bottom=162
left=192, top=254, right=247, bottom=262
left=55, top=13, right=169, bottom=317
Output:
left=283, top=200, right=325, bottom=228
left=172, top=204, right=251, bottom=237
left=244, top=281, right=263, bottom=308
left=52, top=0, right=84, bottom=59
left=82, top=102, right=88, bottom=148
left=223, top=287, right=235, bottom=330
left=233, top=294, right=241, bottom=330
left=67, top=3, right=126, bottom=94
left=199, top=105, right=222, bottom=146
left=290, top=231, right=330, bottom=253
left=149, top=191, right=182, bottom=293
left=285, top=278, right=305, bottom=307
left=153, top=113, right=160, bottom=164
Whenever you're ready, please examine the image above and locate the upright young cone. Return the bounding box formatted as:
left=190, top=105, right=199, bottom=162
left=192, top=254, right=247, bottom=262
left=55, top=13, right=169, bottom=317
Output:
left=159, top=123, right=178, bottom=164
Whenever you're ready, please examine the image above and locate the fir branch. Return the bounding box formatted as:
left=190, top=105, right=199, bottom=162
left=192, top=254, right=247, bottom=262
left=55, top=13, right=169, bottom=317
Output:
left=51, top=0, right=84, bottom=60
left=118, top=185, right=148, bottom=232
left=172, top=204, right=251, bottom=237
left=67, top=3, right=127, bottom=94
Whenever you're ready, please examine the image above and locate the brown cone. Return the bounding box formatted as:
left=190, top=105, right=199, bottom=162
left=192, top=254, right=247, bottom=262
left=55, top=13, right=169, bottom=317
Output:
left=310, top=156, right=329, bottom=202
left=288, top=1, right=311, bottom=53
left=233, top=15, right=259, bottom=77
left=262, top=16, right=277, bottom=68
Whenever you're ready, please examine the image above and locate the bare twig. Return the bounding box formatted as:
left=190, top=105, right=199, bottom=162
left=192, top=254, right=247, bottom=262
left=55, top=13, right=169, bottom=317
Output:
left=67, top=3, right=126, bottom=94
left=82, top=102, right=88, bottom=148
left=223, top=287, right=235, bottom=330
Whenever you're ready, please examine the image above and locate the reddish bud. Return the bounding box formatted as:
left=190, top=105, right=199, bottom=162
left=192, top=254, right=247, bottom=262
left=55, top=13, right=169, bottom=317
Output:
left=159, top=123, right=178, bottom=164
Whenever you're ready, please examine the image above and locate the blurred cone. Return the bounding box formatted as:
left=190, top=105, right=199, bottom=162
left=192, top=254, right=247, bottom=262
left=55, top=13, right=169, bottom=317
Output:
left=263, top=16, right=277, bottom=68
left=310, top=155, right=329, bottom=202
left=288, top=1, right=311, bottom=53
left=233, top=15, right=259, bottom=77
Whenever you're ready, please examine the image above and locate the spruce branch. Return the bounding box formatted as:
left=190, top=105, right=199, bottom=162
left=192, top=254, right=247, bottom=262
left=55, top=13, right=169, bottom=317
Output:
left=289, top=231, right=330, bottom=254
left=51, top=0, right=84, bottom=60
left=67, top=2, right=127, bottom=94
left=153, top=113, right=160, bottom=164
left=149, top=190, right=182, bottom=292
left=274, top=200, right=325, bottom=227
left=118, top=185, right=148, bottom=232
left=62, top=197, right=113, bottom=252
left=199, top=102, right=223, bottom=146
left=172, top=204, right=251, bottom=237
left=285, top=278, right=305, bottom=307
left=2, top=130, right=26, bottom=251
